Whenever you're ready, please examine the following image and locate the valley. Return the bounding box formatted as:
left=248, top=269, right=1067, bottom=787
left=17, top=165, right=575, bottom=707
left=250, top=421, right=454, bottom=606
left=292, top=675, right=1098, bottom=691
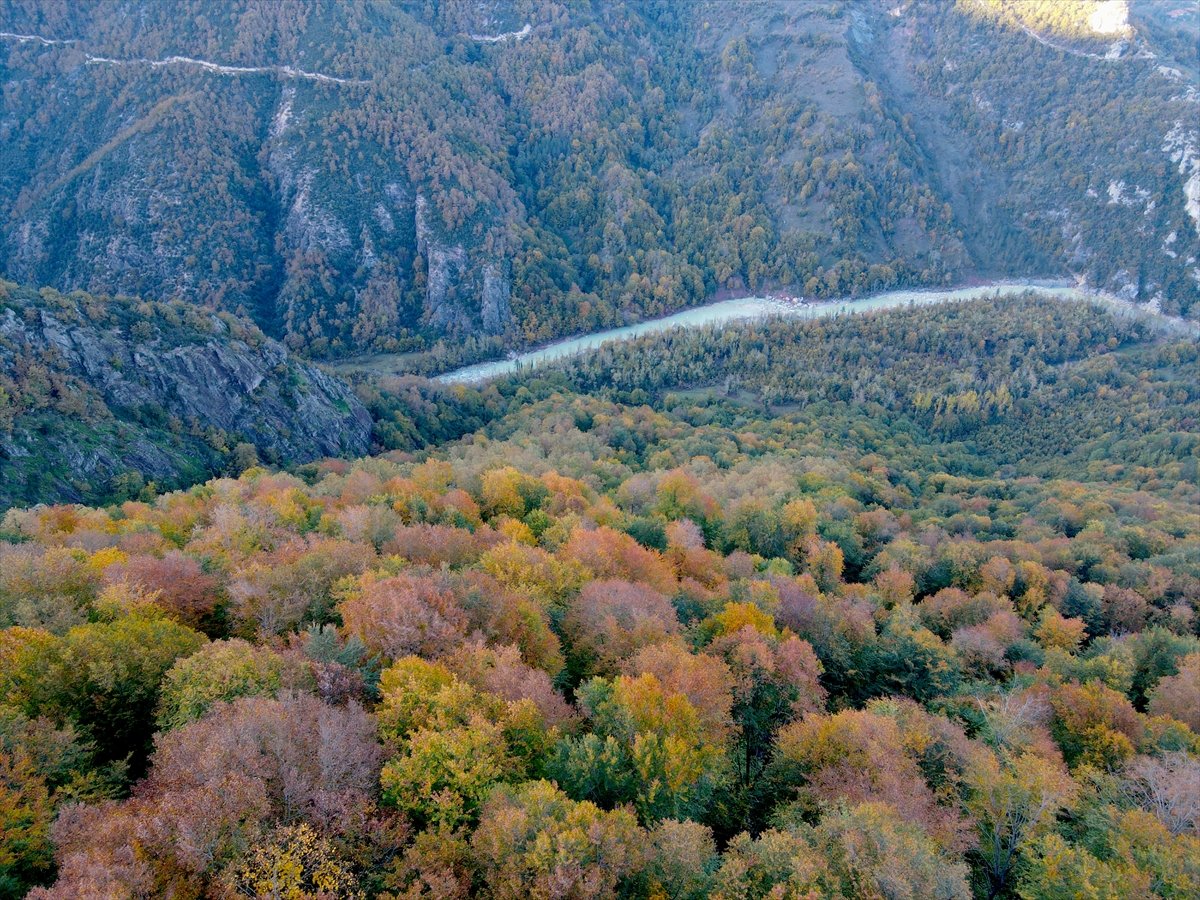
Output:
left=1, top=0, right=1197, bottom=361
left=1, top=4, right=1199, bottom=898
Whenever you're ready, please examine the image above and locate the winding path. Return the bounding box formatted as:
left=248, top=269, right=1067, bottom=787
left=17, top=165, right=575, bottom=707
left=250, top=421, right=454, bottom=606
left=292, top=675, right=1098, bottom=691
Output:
left=0, top=31, right=76, bottom=45
left=1, top=31, right=363, bottom=84
left=1015, top=23, right=1128, bottom=61
left=83, top=54, right=366, bottom=84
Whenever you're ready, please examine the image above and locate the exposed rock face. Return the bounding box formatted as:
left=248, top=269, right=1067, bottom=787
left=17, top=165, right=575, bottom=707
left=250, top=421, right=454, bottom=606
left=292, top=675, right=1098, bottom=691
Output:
left=481, top=263, right=512, bottom=335
left=415, top=193, right=468, bottom=332
left=0, top=285, right=372, bottom=507
left=414, top=194, right=511, bottom=335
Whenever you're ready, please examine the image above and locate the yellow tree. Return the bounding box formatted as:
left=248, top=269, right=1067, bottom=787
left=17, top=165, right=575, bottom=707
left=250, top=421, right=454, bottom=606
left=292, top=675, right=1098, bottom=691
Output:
left=229, top=823, right=362, bottom=900
left=966, top=752, right=1077, bottom=899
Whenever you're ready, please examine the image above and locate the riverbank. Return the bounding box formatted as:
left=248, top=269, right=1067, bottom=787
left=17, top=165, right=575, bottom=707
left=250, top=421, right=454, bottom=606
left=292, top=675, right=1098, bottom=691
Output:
left=435, top=279, right=1198, bottom=385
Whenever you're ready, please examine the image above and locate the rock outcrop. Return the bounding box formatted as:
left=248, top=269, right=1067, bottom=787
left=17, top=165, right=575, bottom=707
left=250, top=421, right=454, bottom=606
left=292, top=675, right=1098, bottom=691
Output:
left=414, top=194, right=512, bottom=335
left=0, top=283, right=372, bottom=507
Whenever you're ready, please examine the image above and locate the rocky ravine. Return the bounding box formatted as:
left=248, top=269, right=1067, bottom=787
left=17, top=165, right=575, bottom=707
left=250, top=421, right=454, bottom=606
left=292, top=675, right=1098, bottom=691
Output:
left=0, top=286, right=373, bottom=507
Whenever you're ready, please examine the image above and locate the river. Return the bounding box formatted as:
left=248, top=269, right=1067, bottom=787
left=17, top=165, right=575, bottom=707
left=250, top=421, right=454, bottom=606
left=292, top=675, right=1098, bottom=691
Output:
left=435, top=279, right=1195, bottom=384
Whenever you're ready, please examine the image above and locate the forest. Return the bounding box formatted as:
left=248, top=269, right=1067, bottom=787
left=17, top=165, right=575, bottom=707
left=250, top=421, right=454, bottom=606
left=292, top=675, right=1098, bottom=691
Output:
left=1, top=0, right=1198, bottom=895
left=0, top=0, right=1196, bottom=364
left=1, top=295, right=1198, bottom=898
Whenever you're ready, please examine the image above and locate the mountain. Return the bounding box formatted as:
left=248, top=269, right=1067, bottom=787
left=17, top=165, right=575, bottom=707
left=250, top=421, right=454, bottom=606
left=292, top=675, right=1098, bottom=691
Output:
left=1, top=0, right=1196, bottom=364
left=0, top=281, right=372, bottom=507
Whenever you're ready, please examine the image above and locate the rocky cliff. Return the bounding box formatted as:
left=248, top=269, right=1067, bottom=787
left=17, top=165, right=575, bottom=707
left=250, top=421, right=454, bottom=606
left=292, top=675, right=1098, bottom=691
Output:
left=0, top=282, right=372, bottom=507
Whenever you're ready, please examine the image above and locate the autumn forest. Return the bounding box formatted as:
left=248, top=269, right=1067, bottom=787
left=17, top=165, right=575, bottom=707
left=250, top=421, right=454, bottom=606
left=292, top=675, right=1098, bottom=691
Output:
left=1, top=1, right=1199, bottom=898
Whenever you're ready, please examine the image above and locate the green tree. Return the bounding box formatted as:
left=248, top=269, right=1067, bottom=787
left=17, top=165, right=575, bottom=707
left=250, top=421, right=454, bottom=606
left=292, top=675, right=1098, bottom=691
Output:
left=551, top=673, right=728, bottom=823
left=7, top=613, right=205, bottom=768
left=0, top=750, right=53, bottom=898
left=156, top=639, right=290, bottom=730
left=381, top=714, right=512, bottom=831
left=471, top=780, right=648, bottom=900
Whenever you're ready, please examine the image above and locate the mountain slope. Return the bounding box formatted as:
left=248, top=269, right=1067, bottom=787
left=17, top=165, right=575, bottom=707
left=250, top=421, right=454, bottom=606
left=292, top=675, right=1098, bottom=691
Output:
left=0, top=0, right=1196, bottom=363
left=0, top=282, right=372, bottom=507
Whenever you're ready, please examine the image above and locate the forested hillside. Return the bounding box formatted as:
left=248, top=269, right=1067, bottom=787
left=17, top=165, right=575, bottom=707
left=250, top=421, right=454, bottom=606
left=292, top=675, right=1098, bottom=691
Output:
left=2, top=294, right=1198, bottom=898
left=532, top=294, right=1200, bottom=484
left=1, top=0, right=1196, bottom=362
left=0, top=281, right=372, bottom=508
